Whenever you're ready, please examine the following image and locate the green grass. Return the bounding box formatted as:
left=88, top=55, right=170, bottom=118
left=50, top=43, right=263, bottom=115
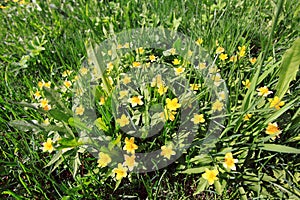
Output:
left=1, top=0, right=300, bottom=199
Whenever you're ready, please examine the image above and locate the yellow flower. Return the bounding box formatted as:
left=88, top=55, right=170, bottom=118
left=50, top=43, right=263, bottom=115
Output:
left=124, top=154, right=136, bottom=171
left=116, top=114, right=130, bottom=127
left=43, top=118, right=50, bottom=126
left=132, top=61, right=141, bottom=68
left=202, top=168, right=219, bottom=185
left=136, top=47, right=144, bottom=54
left=97, top=152, right=112, bottom=168
left=151, top=75, right=163, bottom=87
left=218, top=91, right=226, bottom=100
left=174, top=67, right=185, bottom=75
left=223, top=152, right=238, bottom=170
left=123, top=137, right=138, bottom=154
left=166, top=98, right=181, bottom=111
left=117, top=44, right=123, bottom=49
left=64, top=80, right=72, bottom=88
left=72, top=75, right=79, bottom=82
left=160, top=107, right=177, bottom=121
left=195, top=38, right=203, bottom=46
left=209, top=67, right=220, bottom=74
left=43, top=104, right=52, bottom=111
left=216, top=47, right=225, bottom=54
left=39, top=98, right=48, bottom=107
left=99, top=97, right=105, bottom=105
left=75, top=105, right=85, bottom=115
left=190, top=83, right=200, bottom=91
left=19, top=0, right=25, bottom=5
left=265, top=122, right=281, bottom=139
left=170, top=48, right=176, bottom=55
left=122, top=75, right=131, bottom=85
left=107, top=62, right=114, bottom=72
left=38, top=81, right=44, bottom=89
left=243, top=113, right=252, bottom=121
left=123, top=42, right=130, bottom=48
left=107, top=50, right=112, bottom=56
left=157, top=84, right=168, bottom=96
left=128, top=96, right=144, bottom=107
left=198, top=62, right=207, bottom=69
left=242, top=79, right=251, bottom=89
left=33, top=90, right=41, bottom=99
left=229, top=55, right=237, bottom=62
left=238, top=46, right=246, bottom=57
left=187, top=50, right=193, bottom=57
left=80, top=67, right=89, bottom=75
left=44, top=81, right=51, bottom=88
left=119, top=90, right=129, bottom=99
left=62, top=70, right=72, bottom=77
left=172, top=58, right=181, bottom=65
left=257, top=86, right=273, bottom=97
left=42, top=138, right=54, bottom=153
left=211, top=73, right=222, bottom=86
left=212, top=100, right=223, bottom=111
left=219, top=53, right=228, bottom=61
left=191, top=114, right=205, bottom=124
left=149, top=54, right=156, bottom=62
left=269, top=96, right=285, bottom=110
left=249, top=57, right=257, bottom=65
left=112, top=163, right=128, bottom=180
left=161, top=144, right=176, bottom=160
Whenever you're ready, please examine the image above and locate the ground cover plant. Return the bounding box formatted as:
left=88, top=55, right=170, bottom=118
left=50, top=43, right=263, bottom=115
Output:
left=1, top=0, right=300, bottom=199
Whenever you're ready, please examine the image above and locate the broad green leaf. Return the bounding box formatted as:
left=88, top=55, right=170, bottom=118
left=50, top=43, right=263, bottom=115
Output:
left=43, top=88, right=73, bottom=115
left=189, top=154, right=213, bottom=164
left=181, top=166, right=207, bottom=174
left=214, top=180, right=222, bottom=195
left=275, top=38, right=300, bottom=99
left=58, top=138, right=82, bottom=147
left=94, top=117, right=108, bottom=131
left=68, top=117, right=91, bottom=132
left=193, top=177, right=207, bottom=195
left=238, top=186, right=247, bottom=200
left=45, top=150, right=63, bottom=168
left=49, top=109, right=71, bottom=123
left=9, top=120, right=40, bottom=132
left=260, top=144, right=300, bottom=154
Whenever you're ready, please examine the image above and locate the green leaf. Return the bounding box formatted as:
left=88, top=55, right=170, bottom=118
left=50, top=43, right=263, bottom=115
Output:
left=238, top=186, right=247, bottom=200
left=68, top=117, right=91, bottom=132
left=193, top=177, right=207, bottom=195
left=72, top=152, right=81, bottom=178
left=189, top=154, right=213, bottom=165
left=94, top=117, right=108, bottom=131
left=260, top=144, right=300, bottom=154
left=49, top=109, right=71, bottom=123
left=181, top=167, right=207, bottom=174
left=45, top=150, right=63, bottom=168
left=214, top=180, right=222, bottom=195
left=114, top=179, right=122, bottom=191
left=58, top=138, right=82, bottom=147
left=2, top=190, right=23, bottom=200
left=264, top=97, right=298, bottom=125
left=275, top=38, right=300, bottom=99
left=43, top=88, right=73, bottom=115
left=9, top=120, right=40, bottom=132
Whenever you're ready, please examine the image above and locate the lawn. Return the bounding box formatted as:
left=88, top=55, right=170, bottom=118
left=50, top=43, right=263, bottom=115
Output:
left=1, top=0, right=300, bottom=199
